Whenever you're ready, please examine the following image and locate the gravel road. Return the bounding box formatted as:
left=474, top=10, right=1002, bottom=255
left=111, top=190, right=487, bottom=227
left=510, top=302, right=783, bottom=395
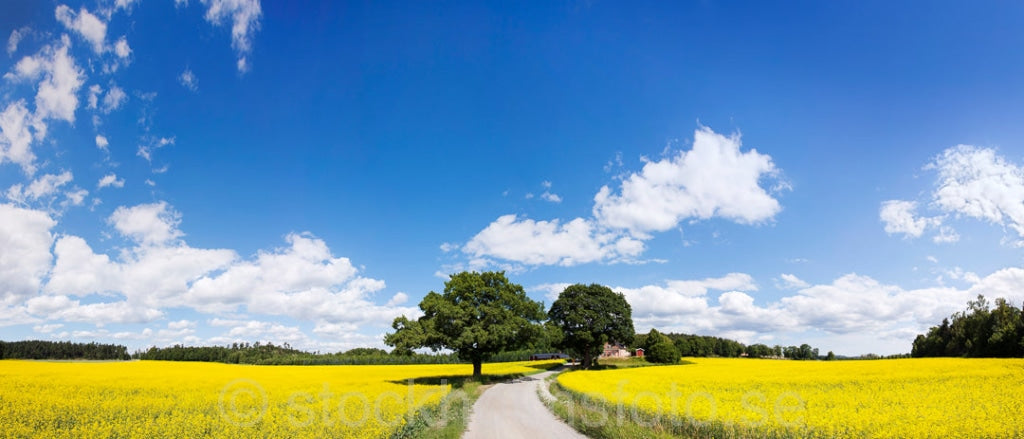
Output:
left=463, top=369, right=586, bottom=439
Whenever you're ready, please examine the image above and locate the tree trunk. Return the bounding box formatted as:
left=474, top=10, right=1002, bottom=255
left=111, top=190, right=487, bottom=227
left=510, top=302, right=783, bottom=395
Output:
left=582, top=351, right=593, bottom=369
left=472, top=358, right=482, bottom=378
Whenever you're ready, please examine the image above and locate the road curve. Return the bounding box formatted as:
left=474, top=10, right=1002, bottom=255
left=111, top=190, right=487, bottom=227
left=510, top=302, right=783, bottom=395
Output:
left=463, top=369, right=586, bottom=439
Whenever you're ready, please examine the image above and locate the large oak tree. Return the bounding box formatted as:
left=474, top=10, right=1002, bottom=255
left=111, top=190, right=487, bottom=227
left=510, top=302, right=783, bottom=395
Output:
left=548, top=283, right=634, bottom=369
left=385, top=271, right=546, bottom=377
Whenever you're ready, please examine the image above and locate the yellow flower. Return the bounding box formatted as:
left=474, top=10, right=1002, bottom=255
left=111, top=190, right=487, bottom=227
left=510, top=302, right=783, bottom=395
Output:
left=558, top=357, right=1024, bottom=438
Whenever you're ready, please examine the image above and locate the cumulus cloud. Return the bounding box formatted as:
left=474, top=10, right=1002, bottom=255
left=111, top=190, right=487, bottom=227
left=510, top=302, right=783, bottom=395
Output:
left=97, top=173, right=124, bottom=189
left=0, top=101, right=37, bottom=174
left=463, top=215, right=645, bottom=266
left=0, top=204, right=55, bottom=306
left=95, top=134, right=109, bottom=151
left=37, top=202, right=418, bottom=337
left=113, top=37, right=131, bottom=58
left=1, top=36, right=84, bottom=175
left=108, top=202, right=184, bottom=245
left=200, top=0, right=262, bottom=72
left=930, top=146, right=1024, bottom=238
left=6, top=171, right=77, bottom=207
left=459, top=126, right=785, bottom=267
left=883, top=145, right=1024, bottom=245
left=594, top=127, right=784, bottom=237
left=530, top=282, right=573, bottom=302
left=613, top=268, right=1024, bottom=354
left=9, top=35, right=85, bottom=125
left=777, top=273, right=810, bottom=290
left=55, top=5, right=107, bottom=54
left=880, top=200, right=937, bottom=238
left=541, top=191, right=562, bottom=203
left=101, top=85, right=128, bottom=113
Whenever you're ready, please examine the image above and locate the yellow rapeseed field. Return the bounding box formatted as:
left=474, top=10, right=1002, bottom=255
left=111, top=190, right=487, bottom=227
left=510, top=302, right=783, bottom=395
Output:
left=557, top=357, right=1024, bottom=438
left=0, top=359, right=558, bottom=438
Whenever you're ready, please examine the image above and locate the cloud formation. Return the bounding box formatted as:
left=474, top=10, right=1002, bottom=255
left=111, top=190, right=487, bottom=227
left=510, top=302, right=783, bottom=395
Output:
left=200, top=0, right=262, bottom=72
left=882, top=145, right=1024, bottom=245
left=608, top=268, right=1024, bottom=354
left=462, top=127, right=786, bottom=267
left=0, top=200, right=419, bottom=347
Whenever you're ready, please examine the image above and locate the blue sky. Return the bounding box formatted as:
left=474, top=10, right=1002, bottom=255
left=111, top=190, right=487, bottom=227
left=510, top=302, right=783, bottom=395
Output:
left=3, top=0, right=1024, bottom=355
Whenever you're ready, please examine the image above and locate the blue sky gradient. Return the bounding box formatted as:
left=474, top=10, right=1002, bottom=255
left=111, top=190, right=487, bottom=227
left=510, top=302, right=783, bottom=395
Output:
left=3, top=0, right=1024, bottom=355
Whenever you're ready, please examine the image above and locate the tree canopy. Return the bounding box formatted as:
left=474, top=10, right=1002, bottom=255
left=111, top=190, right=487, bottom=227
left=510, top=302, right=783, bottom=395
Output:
left=641, top=329, right=680, bottom=364
left=548, top=283, right=634, bottom=369
left=385, top=271, right=546, bottom=377
left=912, top=295, right=1024, bottom=358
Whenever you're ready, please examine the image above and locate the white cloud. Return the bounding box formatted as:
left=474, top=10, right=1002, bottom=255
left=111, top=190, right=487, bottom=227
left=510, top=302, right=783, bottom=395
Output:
left=95, top=134, right=109, bottom=150
left=386, top=292, right=408, bottom=306
left=137, top=136, right=174, bottom=162
left=25, top=171, right=73, bottom=200
left=777, top=273, right=810, bottom=290
left=594, top=127, right=784, bottom=237
left=6, top=171, right=75, bottom=204
left=541, top=191, right=562, bottom=203
left=113, top=37, right=131, bottom=58
left=6, top=200, right=416, bottom=344
left=210, top=319, right=307, bottom=346
left=460, top=126, right=785, bottom=268
left=179, top=68, right=198, bottom=91
left=616, top=268, right=1024, bottom=355
left=463, top=215, right=645, bottom=266
left=8, top=36, right=85, bottom=125
left=929, top=145, right=1024, bottom=238
left=167, top=319, right=195, bottom=330
left=0, top=204, right=55, bottom=306
left=115, top=0, right=140, bottom=11
left=7, top=27, right=29, bottom=56
left=0, top=100, right=37, bottom=174
left=87, top=84, right=101, bottom=110
left=530, top=282, right=573, bottom=302
left=97, top=173, right=124, bottom=189
left=34, top=323, right=63, bottom=333
left=55, top=5, right=107, bottom=54
left=63, top=189, right=87, bottom=207
left=29, top=296, right=164, bottom=324
left=102, top=85, right=128, bottom=113
left=200, top=0, right=263, bottom=72
left=933, top=226, right=960, bottom=244
left=880, top=200, right=936, bottom=238
left=886, top=145, right=1024, bottom=245
left=108, top=202, right=184, bottom=245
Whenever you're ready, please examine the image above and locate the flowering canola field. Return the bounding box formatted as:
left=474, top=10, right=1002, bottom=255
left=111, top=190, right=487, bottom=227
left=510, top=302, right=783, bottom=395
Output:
left=557, top=357, right=1024, bottom=438
left=0, top=359, right=557, bottom=438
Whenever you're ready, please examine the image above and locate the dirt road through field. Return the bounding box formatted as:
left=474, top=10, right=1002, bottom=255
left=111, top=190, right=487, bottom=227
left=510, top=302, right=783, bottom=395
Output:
left=463, top=369, right=585, bottom=439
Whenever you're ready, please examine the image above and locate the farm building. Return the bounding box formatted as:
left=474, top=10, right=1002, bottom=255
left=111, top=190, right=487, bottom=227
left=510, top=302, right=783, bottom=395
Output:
left=600, top=342, right=631, bottom=358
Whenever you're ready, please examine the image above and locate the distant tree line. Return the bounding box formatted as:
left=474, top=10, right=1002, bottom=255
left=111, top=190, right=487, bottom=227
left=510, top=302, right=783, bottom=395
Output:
left=135, top=342, right=451, bottom=365
left=0, top=340, right=129, bottom=360
left=633, top=330, right=827, bottom=363
left=912, top=295, right=1024, bottom=358
left=133, top=341, right=545, bottom=365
